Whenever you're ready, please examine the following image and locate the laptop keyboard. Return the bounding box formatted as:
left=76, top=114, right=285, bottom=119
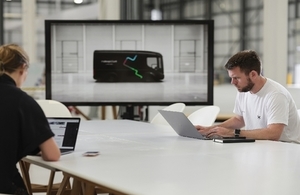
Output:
left=60, top=149, right=73, bottom=155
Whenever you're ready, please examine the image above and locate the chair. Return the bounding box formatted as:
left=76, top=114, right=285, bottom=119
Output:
left=36, top=99, right=72, bottom=117
left=150, top=103, right=186, bottom=125
left=20, top=99, right=72, bottom=195
left=187, top=106, right=220, bottom=126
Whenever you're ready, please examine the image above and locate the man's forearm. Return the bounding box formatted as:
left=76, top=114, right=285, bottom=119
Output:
left=239, top=124, right=284, bottom=140
left=216, top=116, right=244, bottom=129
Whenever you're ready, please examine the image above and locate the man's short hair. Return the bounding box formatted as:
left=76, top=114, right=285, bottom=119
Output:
left=224, top=50, right=262, bottom=75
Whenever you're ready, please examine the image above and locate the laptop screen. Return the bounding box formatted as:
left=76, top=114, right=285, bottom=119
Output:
left=47, top=117, right=81, bottom=150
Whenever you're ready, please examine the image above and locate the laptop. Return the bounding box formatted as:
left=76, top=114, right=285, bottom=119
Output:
left=47, top=117, right=81, bottom=154
left=158, top=110, right=211, bottom=140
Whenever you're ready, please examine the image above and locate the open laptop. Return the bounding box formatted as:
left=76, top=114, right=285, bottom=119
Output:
left=158, top=110, right=211, bottom=140
left=47, top=117, right=81, bottom=154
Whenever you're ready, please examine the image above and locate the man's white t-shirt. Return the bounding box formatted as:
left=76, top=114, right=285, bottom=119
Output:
left=233, top=78, right=300, bottom=143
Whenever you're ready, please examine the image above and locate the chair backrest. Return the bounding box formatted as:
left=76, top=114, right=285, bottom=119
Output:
left=188, top=105, right=220, bottom=126
left=150, top=103, right=186, bottom=125
left=36, top=99, right=72, bottom=117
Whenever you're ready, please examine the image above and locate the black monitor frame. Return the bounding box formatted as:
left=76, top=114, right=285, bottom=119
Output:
left=45, top=20, right=214, bottom=106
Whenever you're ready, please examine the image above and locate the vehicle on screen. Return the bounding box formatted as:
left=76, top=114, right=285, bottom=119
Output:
left=93, top=50, right=164, bottom=82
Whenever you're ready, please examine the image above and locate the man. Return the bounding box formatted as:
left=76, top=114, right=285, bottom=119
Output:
left=196, top=50, right=300, bottom=143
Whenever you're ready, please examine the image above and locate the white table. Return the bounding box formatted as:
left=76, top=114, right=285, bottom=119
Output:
left=24, top=120, right=300, bottom=195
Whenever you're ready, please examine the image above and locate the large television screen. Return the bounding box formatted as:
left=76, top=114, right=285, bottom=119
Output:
left=45, top=20, right=214, bottom=106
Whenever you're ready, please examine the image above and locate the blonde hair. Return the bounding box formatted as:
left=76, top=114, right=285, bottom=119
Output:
left=0, top=44, right=29, bottom=76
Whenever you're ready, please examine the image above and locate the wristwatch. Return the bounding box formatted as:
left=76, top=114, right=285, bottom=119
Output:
left=234, top=129, right=241, bottom=137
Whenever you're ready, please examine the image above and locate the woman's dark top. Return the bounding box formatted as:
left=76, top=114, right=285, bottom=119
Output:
left=0, top=74, right=54, bottom=194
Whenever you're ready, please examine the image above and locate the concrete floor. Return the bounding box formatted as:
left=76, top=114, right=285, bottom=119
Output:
left=51, top=72, right=208, bottom=104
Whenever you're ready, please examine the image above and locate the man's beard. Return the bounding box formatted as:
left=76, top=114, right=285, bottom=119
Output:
left=239, top=78, right=254, bottom=92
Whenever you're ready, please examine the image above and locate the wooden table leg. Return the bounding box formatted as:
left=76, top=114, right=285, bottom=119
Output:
left=84, top=183, right=95, bottom=195
left=56, top=174, right=70, bottom=195
left=71, top=178, right=83, bottom=195
left=101, top=106, right=106, bottom=120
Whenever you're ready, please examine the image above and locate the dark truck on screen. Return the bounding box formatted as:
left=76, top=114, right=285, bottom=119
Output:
left=93, top=50, right=164, bottom=82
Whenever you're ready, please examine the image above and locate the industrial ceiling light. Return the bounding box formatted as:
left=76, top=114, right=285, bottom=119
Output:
left=74, top=0, right=83, bottom=4
left=151, top=9, right=162, bottom=20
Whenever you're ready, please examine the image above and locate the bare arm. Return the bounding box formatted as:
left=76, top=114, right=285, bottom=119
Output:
left=203, top=123, right=284, bottom=140
left=195, top=115, right=244, bottom=135
left=39, top=138, right=61, bottom=161
left=238, top=124, right=284, bottom=140
left=216, top=115, right=245, bottom=129
left=196, top=115, right=284, bottom=140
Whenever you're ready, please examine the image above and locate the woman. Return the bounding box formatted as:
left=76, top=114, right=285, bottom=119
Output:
left=0, top=44, right=61, bottom=194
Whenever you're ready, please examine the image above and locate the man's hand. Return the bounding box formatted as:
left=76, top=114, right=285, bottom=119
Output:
left=195, top=125, right=214, bottom=136
left=196, top=125, right=235, bottom=138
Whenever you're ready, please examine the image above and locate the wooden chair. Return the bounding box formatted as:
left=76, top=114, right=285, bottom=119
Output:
left=19, top=99, right=73, bottom=195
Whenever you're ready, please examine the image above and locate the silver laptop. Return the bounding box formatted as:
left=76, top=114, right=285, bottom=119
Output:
left=47, top=117, right=81, bottom=154
left=158, top=110, right=211, bottom=140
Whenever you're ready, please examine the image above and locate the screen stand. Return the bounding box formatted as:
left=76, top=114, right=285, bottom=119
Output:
left=119, top=105, right=147, bottom=121
left=121, top=105, right=134, bottom=120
